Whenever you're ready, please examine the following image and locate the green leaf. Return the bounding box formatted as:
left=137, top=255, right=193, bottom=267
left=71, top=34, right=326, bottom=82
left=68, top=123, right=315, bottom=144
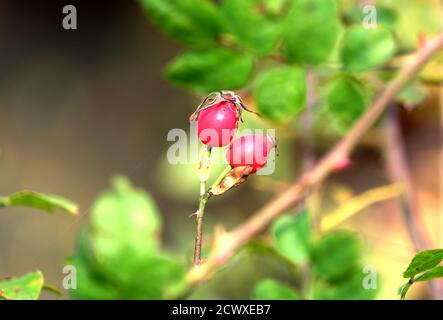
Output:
left=265, top=0, right=287, bottom=14
left=89, top=176, right=162, bottom=271
left=312, top=272, right=378, bottom=300
left=310, top=230, right=361, bottom=281
left=70, top=176, right=186, bottom=299
left=68, top=229, right=119, bottom=300
left=0, top=191, right=78, bottom=215
left=140, top=0, right=222, bottom=45
left=240, top=240, right=300, bottom=270
left=403, top=249, right=443, bottom=278
left=272, top=210, right=311, bottom=264
left=372, top=6, right=397, bottom=27
left=327, top=76, right=367, bottom=131
left=398, top=266, right=443, bottom=299
left=396, top=82, right=427, bottom=108
left=340, top=26, right=396, bottom=72
left=0, top=271, right=44, bottom=300
left=165, top=48, right=254, bottom=93
left=252, top=279, right=301, bottom=300
left=69, top=253, right=120, bottom=300
left=71, top=246, right=186, bottom=300
left=189, top=240, right=300, bottom=299
left=283, top=0, right=342, bottom=64
left=415, top=266, right=443, bottom=282
left=254, top=66, right=306, bottom=122
left=221, top=0, right=284, bottom=55
left=397, top=281, right=411, bottom=299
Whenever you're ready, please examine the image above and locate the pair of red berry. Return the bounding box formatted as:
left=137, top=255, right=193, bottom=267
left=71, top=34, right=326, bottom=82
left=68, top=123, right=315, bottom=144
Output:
left=190, top=91, right=273, bottom=173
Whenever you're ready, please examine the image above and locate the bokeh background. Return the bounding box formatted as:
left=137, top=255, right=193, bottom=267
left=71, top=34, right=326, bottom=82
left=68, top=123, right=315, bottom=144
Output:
left=0, top=0, right=441, bottom=299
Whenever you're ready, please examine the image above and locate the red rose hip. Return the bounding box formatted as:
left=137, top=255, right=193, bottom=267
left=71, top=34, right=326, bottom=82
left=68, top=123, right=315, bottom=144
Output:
left=197, top=101, right=239, bottom=147
left=227, top=134, right=274, bottom=173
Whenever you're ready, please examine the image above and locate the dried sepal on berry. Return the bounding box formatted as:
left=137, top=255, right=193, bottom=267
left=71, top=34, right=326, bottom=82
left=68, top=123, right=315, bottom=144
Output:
left=209, top=165, right=254, bottom=196
left=189, top=91, right=226, bottom=122
left=189, top=90, right=260, bottom=123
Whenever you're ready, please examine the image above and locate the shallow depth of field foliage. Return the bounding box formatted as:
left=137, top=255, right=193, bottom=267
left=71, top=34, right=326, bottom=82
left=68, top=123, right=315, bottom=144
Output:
left=67, top=0, right=440, bottom=300
left=1, top=0, right=442, bottom=300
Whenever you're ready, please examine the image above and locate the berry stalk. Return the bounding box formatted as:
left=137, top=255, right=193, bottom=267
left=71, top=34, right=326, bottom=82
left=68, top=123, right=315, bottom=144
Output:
left=198, top=145, right=212, bottom=196
left=192, top=193, right=209, bottom=266
left=193, top=164, right=231, bottom=266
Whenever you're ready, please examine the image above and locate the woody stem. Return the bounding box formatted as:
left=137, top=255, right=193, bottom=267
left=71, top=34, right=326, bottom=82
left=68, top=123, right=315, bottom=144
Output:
left=193, top=164, right=232, bottom=266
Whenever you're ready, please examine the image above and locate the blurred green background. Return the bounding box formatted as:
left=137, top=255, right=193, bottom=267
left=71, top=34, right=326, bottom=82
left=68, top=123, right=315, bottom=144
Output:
left=0, top=0, right=442, bottom=299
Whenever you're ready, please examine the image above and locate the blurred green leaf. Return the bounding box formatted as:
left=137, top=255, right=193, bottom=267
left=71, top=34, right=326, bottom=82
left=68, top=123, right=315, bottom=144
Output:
left=165, top=48, right=254, bottom=93
left=312, top=272, right=378, bottom=300
left=141, top=0, right=222, bottom=45
left=70, top=176, right=186, bottom=299
left=327, top=76, right=367, bottom=130
left=310, top=230, right=361, bottom=282
left=189, top=240, right=299, bottom=299
left=265, top=0, right=287, bottom=14
left=283, top=0, right=342, bottom=64
left=240, top=240, right=300, bottom=270
left=69, top=229, right=119, bottom=300
left=69, top=255, right=118, bottom=300
left=90, top=175, right=162, bottom=263
left=373, top=6, right=397, bottom=27
left=221, top=0, right=284, bottom=55
left=396, top=82, right=427, bottom=108
left=403, top=249, right=443, bottom=278
left=0, top=271, right=44, bottom=300
left=340, top=26, right=396, bottom=72
left=0, top=191, right=78, bottom=215
left=252, top=278, right=301, bottom=300
left=254, top=66, right=306, bottom=122
left=272, top=210, right=311, bottom=264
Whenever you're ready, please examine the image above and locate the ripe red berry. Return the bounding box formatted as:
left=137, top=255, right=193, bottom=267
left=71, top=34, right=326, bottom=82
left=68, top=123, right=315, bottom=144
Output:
left=197, top=101, right=239, bottom=147
left=227, top=134, right=274, bottom=173
left=190, top=91, right=261, bottom=147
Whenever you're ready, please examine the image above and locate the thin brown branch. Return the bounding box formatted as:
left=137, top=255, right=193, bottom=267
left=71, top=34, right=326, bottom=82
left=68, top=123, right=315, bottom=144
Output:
left=192, top=164, right=231, bottom=266
left=192, top=193, right=210, bottom=266
left=384, top=105, right=431, bottom=251
left=187, top=30, right=443, bottom=284
left=300, top=69, right=317, bottom=172
left=384, top=104, right=443, bottom=300
left=193, top=145, right=212, bottom=266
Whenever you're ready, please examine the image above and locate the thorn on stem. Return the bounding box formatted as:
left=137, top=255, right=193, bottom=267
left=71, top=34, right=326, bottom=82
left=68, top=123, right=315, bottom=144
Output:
left=189, top=210, right=199, bottom=218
